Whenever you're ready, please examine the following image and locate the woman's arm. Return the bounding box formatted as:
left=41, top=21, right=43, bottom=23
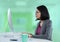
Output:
left=32, top=21, right=52, bottom=40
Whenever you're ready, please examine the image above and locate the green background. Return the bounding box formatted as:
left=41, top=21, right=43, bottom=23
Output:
left=0, top=0, right=60, bottom=42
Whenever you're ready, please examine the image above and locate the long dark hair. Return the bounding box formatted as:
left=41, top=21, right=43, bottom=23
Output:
left=37, top=5, right=50, bottom=20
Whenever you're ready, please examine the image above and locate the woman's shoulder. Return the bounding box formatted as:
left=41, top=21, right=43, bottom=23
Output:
left=44, top=20, right=52, bottom=29
left=44, top=19, right=52, bottom=24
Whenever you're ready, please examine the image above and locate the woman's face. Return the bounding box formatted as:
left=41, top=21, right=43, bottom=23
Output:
left=36, top=9, right=41, bottom=19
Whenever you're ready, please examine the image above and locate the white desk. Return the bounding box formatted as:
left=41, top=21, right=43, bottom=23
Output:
left=0, top=32, right=52, bottom=42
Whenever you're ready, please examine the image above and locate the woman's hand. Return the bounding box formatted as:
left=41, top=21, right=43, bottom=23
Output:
left=28, top=34, right=32, bottom=38
left=22, top=32, right=33, bottom=38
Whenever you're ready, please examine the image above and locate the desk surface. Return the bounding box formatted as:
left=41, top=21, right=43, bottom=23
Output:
left=0, top=32, right=52, bottom=42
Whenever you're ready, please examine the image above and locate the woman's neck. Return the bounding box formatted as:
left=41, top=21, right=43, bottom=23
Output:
left=40, top=20, right=44, bottom=27
left=40, top=20, right=44, bottom=23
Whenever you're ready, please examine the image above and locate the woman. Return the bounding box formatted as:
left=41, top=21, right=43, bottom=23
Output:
left=29, top=5, right=52, bottom=41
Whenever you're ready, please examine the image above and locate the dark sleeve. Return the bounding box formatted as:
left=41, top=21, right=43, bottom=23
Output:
left=32, top=21, right=52, bottom=40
